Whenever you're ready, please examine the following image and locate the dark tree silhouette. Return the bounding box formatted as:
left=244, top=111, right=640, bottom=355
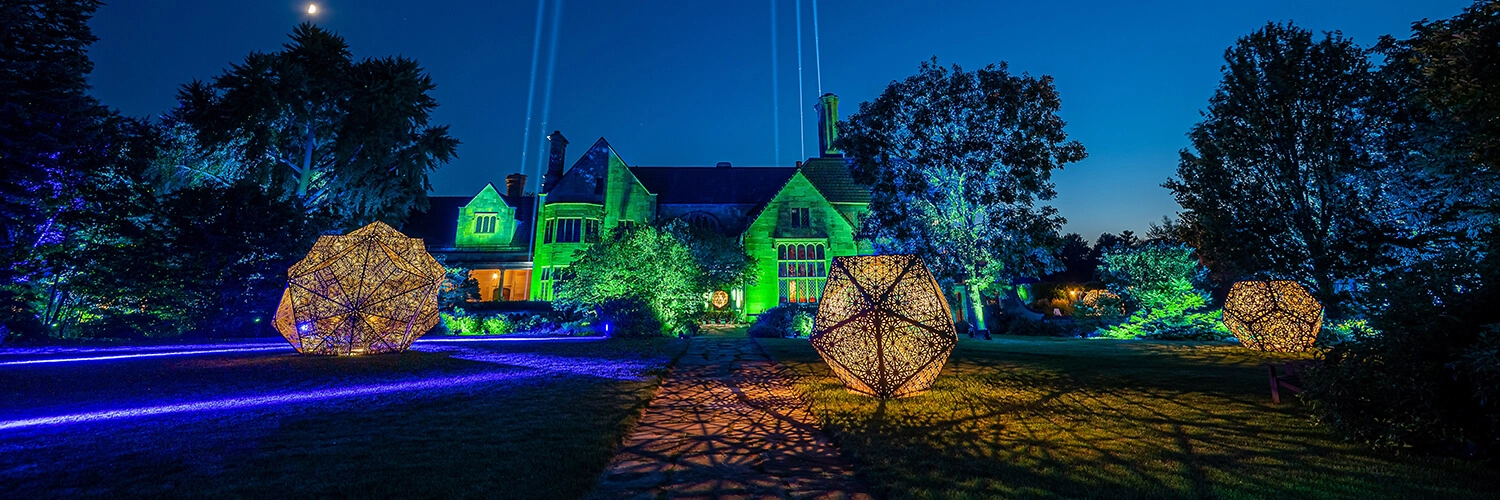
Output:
left=174, top=23, right=459, bottom=227
left=1165, top=22, right=1385, bottom=314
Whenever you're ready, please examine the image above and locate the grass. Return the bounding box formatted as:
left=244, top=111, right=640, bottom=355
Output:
left=0, top=337, right=687, bottom=499
left=759, top=336, right=1500, bottom=499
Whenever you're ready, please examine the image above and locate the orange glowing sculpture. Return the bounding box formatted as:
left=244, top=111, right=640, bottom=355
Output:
left=1223, top=280, right=1324, bottom=352
left=274, top=221, right=444, bottom=355
left=1078, top=289, right=1124, bottom=315
left=810, top=255, right=956, bottom=399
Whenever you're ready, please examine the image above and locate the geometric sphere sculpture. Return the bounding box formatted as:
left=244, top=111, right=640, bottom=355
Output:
left=1222, top=280, right=1324, bottom=352
left=274, top=221, right=445, bottom=355
left=1078, top=289, right=1124, bottom=315
left=810, top=255, right=957, bottom=399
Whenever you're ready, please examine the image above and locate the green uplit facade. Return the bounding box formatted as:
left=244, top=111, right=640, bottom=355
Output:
left=403, top=94, right=870, bottom=317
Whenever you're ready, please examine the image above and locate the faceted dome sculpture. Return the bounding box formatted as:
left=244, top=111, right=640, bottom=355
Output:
left=274, top=221, right=445, bottom=355
left=1223, top=280, right=1324, bottom=352
left=1077, top=290, right=1124, bottom=316
left=810, top=255, right=957, bottom=399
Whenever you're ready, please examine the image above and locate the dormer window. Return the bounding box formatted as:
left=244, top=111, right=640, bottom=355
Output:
left=789, top=207, right=810, bottom=228
left=475, top=213, right=499, bottom=234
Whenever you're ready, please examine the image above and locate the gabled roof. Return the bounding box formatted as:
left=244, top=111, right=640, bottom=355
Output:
left=401, top=192, right=536, bottom=249
left=799, top=157, right=871, bottom=203
left=629, top=166, right=797, bottom=205
left=545, top=137, right=617, bottom=203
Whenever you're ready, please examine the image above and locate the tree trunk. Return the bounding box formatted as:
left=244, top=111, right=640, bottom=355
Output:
left=964, top=281, right=989, bottom=339
left=296, top=125, right=315, bottom=197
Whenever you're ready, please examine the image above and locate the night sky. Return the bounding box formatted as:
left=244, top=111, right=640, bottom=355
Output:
left=86, top=0, right=1469, bottom=239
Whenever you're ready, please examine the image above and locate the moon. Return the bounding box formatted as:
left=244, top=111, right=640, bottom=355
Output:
left=307, top=4, right=318, bottom=14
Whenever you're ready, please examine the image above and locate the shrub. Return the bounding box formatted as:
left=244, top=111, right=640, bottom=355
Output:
left=481, top=316, right=511, bottom=335
left=556, top=220, right=755, bottom=336
left=1093, top=243, right=1226, bottom=340
left=1302, top=241, right=1500, bottom=456
left=749, top=303, right=818, bottom=338
left=596, top=297, right=663, bottom=337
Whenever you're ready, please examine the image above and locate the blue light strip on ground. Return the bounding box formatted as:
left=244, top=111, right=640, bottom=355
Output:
left=0, top=346, right=292, bottom=366
left=0, top=371, right=530, bottom=431
left=0, top=337, right=607, bottom=366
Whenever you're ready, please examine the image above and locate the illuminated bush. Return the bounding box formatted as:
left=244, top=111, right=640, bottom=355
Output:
left=810, top=255, right=957, bottom=399
left=1094, top=243, right=1228, bottom=340
left=274, top=221, right=444, bottom=355
left=1223, top=280, right=1324, bottom=352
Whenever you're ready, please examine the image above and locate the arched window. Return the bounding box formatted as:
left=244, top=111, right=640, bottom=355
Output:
left=682, top=212, right=722, bottom=233
left=777, top=240, right=830, bottom=304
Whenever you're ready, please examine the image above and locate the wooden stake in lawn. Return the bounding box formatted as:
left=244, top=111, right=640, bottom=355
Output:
left=810, top=255, right=957, bottom=398
left=1223, top=280, right=1324, bottom=352
left=275, top=221, right=445, bottom=355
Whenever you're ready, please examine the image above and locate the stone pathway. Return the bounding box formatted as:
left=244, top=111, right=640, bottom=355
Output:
left=590, top=329, right=868, bottom=499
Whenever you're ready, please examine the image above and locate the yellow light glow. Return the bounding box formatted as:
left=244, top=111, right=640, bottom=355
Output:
left=274, top=221, right=444, bottom=356
left=810, top=255, right=956, bottom=399
left=1223, top=280, right=1324, bottom=352
left=307, top=4, right=318, bottom=15
left=711, top=290, right=729, bottom=309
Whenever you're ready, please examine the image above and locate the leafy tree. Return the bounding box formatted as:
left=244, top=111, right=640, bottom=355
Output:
left=557, top=220, right=755, bottom=335
left=1164, top=22, right=1386, bottom=315
left=838, top=59, right=1087, bottom=331
left=1302, top=1, right=1500, bottom=456
left=59, top=179, right=320, bottom=338
left=174, top=23, right=459, bottom=227
left=1090, top=230, right=1141, bottom=263
left=1094, top=243, right=1226, bottom=340
left=679, top=224, right=757, bottom=294
left=435, top=258, right=481, bottom=311
left=0, top=0, right=129, bottom=341
left=1044, top=233, right=1095, bottom=283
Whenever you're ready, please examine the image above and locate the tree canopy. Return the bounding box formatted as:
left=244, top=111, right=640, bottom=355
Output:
left=837, top=58, right=1087, bottom=330
left=1165, top=22, right=1386, bottom=314
left=171, top=22, right=458, bottom=227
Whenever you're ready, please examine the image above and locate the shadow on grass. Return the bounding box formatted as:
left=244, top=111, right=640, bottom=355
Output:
left=761, top=336, right=1500, bottom=499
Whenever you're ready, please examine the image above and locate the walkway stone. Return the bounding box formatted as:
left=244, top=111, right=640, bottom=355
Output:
left=591, top=329, right=868, bottom=499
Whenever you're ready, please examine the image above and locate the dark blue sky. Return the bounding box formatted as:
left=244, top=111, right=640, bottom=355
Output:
left=87, top=0, right=1468, bottom=239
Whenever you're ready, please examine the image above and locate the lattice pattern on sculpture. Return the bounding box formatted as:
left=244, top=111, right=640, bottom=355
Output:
left=1078, top=289, right=1124, bottom=316
left=1223, top=280, right=1324, bottom=352
left=810, top=255, right=957, bottom=399
left=274, top=221, right=445, bottom=355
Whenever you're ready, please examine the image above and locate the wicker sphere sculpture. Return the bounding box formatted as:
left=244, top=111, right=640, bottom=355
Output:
left=274, top=221, right=444, bottom=355
left=810, top=255, right=957, bottom=399
left=1223, top=280, right=1324, bottom=352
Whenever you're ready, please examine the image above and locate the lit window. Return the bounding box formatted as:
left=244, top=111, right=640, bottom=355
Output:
left=778, top=242, right=828, bottom=304
left=474, top=213, right=499, bottom=234
left=539, top=266, right=569, bottom=301
left=788, top=207, right=811, bottom=228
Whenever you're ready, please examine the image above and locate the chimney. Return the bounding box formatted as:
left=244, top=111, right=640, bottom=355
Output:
left=816, top=93, right=841, bottom=157
left=505, top=173, right=526, bottom=197
left=715, top=161, right=732, bottom=168
left=542, top=130, right=569, bottom=192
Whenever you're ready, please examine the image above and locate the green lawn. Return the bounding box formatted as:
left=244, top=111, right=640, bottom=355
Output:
left=0, top=338, right=686, bottom=499
left=759, top=336, right=1500, bottom=499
